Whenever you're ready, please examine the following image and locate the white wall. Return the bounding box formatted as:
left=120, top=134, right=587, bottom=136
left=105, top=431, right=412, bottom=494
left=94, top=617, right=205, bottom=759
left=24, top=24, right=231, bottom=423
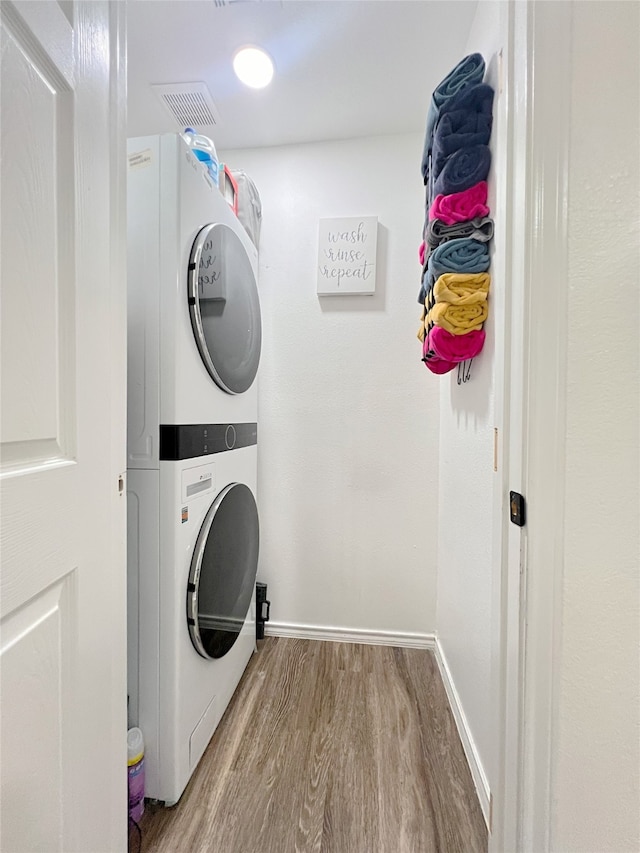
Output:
left=553, top=3, right=640, bottom=849
left=222, top=133, right=439, bottom=636
left=435, top=0, right=508, bottom=801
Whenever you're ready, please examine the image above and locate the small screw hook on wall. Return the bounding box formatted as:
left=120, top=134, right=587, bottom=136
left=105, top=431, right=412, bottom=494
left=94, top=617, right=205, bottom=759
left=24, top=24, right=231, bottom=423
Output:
left=457, top=359, right=473, bottom=384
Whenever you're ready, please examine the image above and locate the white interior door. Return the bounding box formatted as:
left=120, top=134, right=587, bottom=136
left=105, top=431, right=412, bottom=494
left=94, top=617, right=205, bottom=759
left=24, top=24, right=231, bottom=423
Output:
left=0, top=2, right=127, bottom=851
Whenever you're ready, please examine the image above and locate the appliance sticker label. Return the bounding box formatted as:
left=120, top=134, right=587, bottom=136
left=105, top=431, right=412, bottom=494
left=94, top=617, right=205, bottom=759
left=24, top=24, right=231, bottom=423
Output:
left=128, top=149, right=152, bottom=170
left=181, top=506, right=188, bottom=524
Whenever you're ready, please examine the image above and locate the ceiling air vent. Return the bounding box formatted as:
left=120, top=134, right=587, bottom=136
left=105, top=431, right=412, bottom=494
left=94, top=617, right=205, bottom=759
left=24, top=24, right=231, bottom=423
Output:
left=213, top=0, right=263, bottom=6
left=152, top=82, right=221, bottom=129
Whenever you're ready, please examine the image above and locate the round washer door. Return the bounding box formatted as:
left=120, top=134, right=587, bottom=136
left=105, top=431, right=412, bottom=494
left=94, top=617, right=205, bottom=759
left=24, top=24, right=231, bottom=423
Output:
left=187, top=482, right=259, bottom=659
left=188, top=222, right=261, bottom=395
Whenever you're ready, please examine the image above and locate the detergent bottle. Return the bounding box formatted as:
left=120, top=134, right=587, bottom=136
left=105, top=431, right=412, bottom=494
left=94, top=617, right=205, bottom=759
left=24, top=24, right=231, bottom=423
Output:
left=182, top=127, right=219, bottom=186
left=127, top=727, right=145, bottom=824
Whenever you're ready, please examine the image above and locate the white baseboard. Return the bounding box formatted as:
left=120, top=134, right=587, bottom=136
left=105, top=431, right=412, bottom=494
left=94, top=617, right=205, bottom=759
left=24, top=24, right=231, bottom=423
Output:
left=433, top=637, right=491, bottom=830
left=264, top=620, right=436, bottom=650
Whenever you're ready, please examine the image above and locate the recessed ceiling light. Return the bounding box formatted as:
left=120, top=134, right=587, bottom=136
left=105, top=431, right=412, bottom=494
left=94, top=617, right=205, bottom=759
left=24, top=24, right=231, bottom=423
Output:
left=233, top=46, right=274, bottom=89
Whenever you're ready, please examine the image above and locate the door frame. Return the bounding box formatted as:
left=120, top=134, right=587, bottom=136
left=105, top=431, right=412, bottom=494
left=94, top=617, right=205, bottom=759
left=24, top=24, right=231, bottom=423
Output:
left=107, top=0, right=129, bottom=843
left=490, top=2, right=573, bottom=849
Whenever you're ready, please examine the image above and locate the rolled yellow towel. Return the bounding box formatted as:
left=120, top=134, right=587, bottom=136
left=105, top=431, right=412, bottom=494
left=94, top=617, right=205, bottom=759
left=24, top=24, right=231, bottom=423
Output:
left=428, top=301, right=488, bottom=335
left=434, top=272, right=490, bottom=305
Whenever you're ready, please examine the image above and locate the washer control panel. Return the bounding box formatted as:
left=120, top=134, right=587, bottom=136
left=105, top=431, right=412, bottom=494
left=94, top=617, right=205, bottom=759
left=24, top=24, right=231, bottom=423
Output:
left=160, top=422, right=257, bottom=460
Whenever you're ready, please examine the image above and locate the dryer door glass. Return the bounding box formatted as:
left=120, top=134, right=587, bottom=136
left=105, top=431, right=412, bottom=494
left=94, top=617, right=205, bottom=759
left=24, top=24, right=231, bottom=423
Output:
left=187, top=482, right=259, bottom=659
left=188, top=223, right=261, bottom=395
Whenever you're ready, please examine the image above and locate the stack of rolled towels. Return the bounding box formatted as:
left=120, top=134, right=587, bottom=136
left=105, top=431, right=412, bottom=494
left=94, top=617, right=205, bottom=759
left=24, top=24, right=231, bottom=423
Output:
left=417, top=53, right=495, bottom=375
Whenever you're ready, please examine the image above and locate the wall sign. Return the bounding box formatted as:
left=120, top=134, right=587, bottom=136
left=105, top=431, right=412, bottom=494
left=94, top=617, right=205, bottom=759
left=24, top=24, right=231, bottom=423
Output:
left=317, top=216, right=378, bottom=296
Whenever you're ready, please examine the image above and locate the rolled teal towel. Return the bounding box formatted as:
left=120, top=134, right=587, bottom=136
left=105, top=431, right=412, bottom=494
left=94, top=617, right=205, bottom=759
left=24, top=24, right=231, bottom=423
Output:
left=429, top=238, right=491, bottom=279
left=421, top=237, right=490, bottom=304
left=421, top=53, right=486, bottom=180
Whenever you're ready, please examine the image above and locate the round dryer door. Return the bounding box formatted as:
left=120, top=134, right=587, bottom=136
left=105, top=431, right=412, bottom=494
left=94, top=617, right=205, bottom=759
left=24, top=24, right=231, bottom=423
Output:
left=188, top=222, right=261, bottom=395
left=187, top=482, right=259, bottom=659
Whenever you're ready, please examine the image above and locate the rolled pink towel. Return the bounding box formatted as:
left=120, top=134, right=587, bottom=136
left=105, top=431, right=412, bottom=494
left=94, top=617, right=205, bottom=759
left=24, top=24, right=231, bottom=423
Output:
left=429, top=181, right=489, bottom=225
left=422, top=337, right=456, bottom=374
left=419, top=241, right=426, bottom=266
left=428, top=326, right=486, bottom=363
left=424, top=356, right=456, bottom=375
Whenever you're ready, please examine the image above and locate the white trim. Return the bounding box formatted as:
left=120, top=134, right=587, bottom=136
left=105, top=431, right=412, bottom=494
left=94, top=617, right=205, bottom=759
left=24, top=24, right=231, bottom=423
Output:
left=487, top=3, right=573, bottom=850
left=434, top=638, right=491, bottom=830
left=496, top=4, right=573, bottom=852
left=108, top=4, right=129, bottom=851
left=264, top=621, right=435, bottom=650
left=490, top=5, right=530, bottom=849
left=487, top=12, right=519, bottom=848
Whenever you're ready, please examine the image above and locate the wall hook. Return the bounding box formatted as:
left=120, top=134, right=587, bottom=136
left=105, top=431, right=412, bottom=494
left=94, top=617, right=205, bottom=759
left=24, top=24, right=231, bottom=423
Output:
left=457, top=359, right=473, bottom=384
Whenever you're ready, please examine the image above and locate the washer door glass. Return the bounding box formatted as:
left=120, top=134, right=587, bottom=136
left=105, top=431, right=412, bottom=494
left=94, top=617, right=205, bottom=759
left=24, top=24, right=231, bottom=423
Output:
left=187, top=483, right=259, bottom=659
left=188, top=222, right=261, bottom=395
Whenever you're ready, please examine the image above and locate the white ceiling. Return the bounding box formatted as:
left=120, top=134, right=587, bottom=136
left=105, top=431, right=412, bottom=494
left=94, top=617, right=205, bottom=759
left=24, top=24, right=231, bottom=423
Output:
left=127, top=0, right=478, bottom=151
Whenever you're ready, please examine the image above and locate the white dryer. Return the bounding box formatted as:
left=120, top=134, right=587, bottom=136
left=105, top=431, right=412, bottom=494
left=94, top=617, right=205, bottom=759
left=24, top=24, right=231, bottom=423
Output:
left=127, top=133, right=261, bottom=470
left=127, top=434, right=259, bottom=805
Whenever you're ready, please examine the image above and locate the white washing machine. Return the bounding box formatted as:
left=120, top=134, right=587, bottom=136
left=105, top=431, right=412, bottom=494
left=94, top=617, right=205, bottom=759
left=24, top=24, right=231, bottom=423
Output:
left=127, top=132, right=261, bottom=472
left=128, top=438, right=259, bottom=805
left=126, top=133, right=261, bottom=804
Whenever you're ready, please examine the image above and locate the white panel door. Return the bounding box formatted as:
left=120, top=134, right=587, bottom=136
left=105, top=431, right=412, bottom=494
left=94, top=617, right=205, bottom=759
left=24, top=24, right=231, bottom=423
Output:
left=0, top=1, right=127, bottom=851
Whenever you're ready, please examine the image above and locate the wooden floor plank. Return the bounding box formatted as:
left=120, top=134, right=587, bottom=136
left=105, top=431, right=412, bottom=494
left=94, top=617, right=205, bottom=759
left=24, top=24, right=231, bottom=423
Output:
left=138, top=637, right=487, bottom=853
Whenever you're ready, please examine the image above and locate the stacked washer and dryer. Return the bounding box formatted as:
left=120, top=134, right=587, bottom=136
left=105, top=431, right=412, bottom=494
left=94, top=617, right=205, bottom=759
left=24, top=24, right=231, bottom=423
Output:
left=126, top=134, right=261, bottom=805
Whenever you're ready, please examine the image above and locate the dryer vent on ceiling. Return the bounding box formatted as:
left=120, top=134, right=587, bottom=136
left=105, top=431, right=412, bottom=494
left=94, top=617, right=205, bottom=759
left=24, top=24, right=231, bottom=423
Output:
left=152, top=82, right=221, bottom=129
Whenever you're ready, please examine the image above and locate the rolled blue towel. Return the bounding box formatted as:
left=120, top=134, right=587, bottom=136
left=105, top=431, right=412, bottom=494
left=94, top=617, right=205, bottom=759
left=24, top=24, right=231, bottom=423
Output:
left=432, top=111, right=493, bottom=181
left=420, top=54, right=485, bottom=180
left=428, top=238, right=491, bottom=280
left=439, top=83, right=494, bottom=124
left=426, top=216, right=494, bottom=249
left=432, top=145, right=492, bottom=197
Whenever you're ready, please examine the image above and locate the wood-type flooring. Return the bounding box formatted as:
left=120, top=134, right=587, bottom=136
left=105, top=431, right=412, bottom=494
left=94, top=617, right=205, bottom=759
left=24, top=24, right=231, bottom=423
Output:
left=137, top=637, right=487, bottom=853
